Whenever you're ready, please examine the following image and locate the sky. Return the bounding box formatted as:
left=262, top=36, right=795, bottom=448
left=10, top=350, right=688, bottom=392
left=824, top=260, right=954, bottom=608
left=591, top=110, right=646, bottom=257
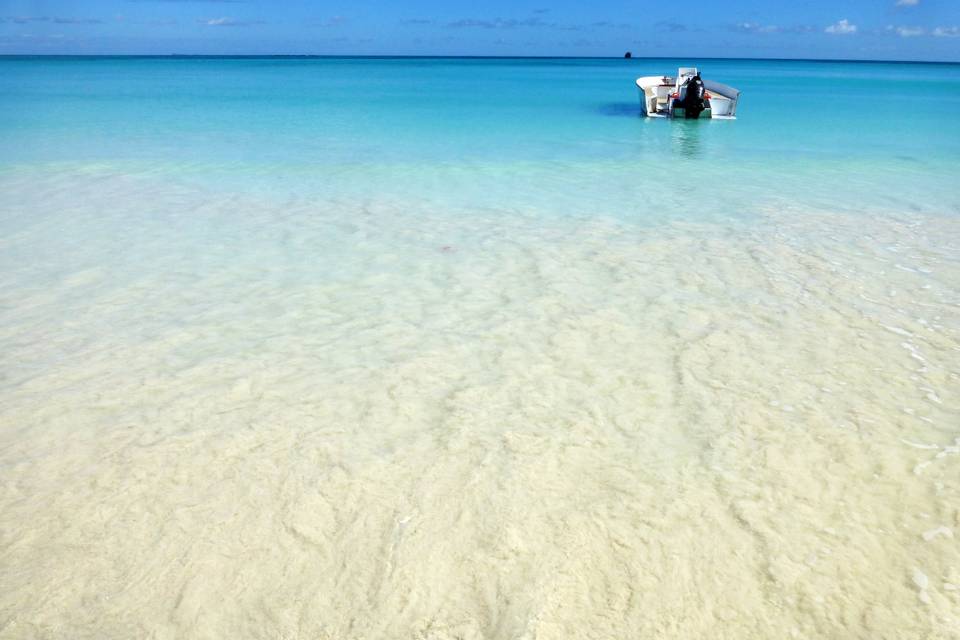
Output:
left=1, top=0, right=958, bottom=61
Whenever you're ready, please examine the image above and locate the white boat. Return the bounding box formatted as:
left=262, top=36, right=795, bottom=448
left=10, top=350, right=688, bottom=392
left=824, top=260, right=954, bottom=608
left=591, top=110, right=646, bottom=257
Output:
left=636, top=67, right=740, bottom=119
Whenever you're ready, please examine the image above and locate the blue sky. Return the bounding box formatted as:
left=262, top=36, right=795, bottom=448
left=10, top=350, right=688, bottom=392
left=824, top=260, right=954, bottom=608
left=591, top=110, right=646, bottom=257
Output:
left=1, top=0, right=958, bottom=60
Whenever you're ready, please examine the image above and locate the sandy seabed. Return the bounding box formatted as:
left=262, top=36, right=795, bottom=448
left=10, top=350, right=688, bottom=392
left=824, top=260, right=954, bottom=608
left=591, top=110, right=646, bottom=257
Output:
left=0, top=172, right=958, bottom=639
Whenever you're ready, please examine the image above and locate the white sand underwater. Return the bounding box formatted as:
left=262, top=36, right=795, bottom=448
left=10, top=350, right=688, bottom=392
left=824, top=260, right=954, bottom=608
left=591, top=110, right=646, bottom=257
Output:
left=0, top=172, right=958, bottom=639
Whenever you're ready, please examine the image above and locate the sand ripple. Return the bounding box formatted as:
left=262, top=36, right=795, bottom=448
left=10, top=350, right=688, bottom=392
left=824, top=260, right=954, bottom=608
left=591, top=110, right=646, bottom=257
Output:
left=0, top=173, right=958, bottom=639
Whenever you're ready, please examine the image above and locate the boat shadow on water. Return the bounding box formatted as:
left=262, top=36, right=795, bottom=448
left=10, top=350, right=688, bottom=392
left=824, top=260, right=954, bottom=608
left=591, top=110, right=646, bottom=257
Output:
left=595, top=102, right=645, bottom=118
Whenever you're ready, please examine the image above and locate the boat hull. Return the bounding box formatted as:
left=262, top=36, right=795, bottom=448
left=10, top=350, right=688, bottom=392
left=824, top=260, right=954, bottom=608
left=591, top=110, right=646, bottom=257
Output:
left=636, top=74, right=739, bottom=119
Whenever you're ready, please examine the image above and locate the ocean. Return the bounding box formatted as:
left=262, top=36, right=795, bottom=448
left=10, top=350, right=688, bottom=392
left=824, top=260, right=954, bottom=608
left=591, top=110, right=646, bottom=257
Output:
left=1, top=56, right=958, bottom=638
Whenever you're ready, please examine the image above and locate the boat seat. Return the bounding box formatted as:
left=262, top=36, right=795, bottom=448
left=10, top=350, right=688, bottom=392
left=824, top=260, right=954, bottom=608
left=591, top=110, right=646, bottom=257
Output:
left=655, top=86, right=672, bottom=105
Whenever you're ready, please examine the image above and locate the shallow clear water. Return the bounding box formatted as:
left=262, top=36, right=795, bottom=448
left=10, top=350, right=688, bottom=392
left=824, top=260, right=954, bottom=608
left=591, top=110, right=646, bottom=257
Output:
left=1, top=57, right=959, bottom=639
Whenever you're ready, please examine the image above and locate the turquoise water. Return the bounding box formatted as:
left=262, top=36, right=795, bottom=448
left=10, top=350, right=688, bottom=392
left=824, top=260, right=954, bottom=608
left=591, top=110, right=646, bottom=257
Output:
left=3, top=57, right=959, bottom=212
left=1, top=58, right=959, bottom=638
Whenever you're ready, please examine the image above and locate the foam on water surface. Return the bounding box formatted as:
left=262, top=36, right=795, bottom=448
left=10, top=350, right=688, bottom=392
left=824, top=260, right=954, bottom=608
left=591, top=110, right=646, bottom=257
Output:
left=0, top=57, right=959, bottom=639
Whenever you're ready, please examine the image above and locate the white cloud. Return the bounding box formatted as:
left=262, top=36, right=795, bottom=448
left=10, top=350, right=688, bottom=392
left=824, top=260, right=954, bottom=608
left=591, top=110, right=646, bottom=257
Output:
left=896, top=0, right=919, bottom=6
left=730, top=22, right=815, bottom=34
left=932, top=26, right=959, bottom=37
left=202, top=17, right=263, bottom=26
left=732, top=22, right=780, bottom=33
left=895, top=26, right=925, bottom=36
left=310, top=16, right=346, bottom=28
left=825, top=19, right=857, bottom=35
left=0, top=15, right=103, bottom=24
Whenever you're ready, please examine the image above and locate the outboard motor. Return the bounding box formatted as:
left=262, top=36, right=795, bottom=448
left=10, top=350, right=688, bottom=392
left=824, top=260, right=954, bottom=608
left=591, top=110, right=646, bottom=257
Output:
left=680, top=73, right=708, bottom=119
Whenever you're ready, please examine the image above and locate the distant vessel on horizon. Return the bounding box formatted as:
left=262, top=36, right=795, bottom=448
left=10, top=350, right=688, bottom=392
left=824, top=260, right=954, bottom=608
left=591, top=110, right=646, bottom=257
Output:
left=636, top=67, right=741, bottom=119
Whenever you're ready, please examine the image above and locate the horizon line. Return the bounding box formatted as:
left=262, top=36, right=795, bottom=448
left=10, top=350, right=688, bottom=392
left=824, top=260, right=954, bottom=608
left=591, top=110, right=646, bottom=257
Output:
left=1, top=54, right=958, bottom=64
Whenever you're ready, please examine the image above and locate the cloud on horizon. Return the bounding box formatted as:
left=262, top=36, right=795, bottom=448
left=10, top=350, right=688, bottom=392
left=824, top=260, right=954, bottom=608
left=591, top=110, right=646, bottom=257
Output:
left=893, top=25, right=924, bottom=37
left=128, top=0, right=243, bottom=3
left=589, top=21, right=631, bottom=30
left=201, top=17, right=264, bottom=26
left=875, top=23, right=960, bottom=37
left=825, top=19, right=857, bottom=35
left=309, top=16, right=346, bottom=28
left=445, top=17, right=560, bottom=30
left=730, top=22, right=816, bottom=34
left=440, top=16, right=631, bottom=32
left=655, top=21, right=687, bottom=33
left=1, top=16, right=105, bottom=25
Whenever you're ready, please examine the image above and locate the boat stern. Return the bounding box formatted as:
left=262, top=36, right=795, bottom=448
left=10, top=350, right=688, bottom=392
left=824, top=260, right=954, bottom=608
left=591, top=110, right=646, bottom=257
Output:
left=635, top=70, right=740, bottom=119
